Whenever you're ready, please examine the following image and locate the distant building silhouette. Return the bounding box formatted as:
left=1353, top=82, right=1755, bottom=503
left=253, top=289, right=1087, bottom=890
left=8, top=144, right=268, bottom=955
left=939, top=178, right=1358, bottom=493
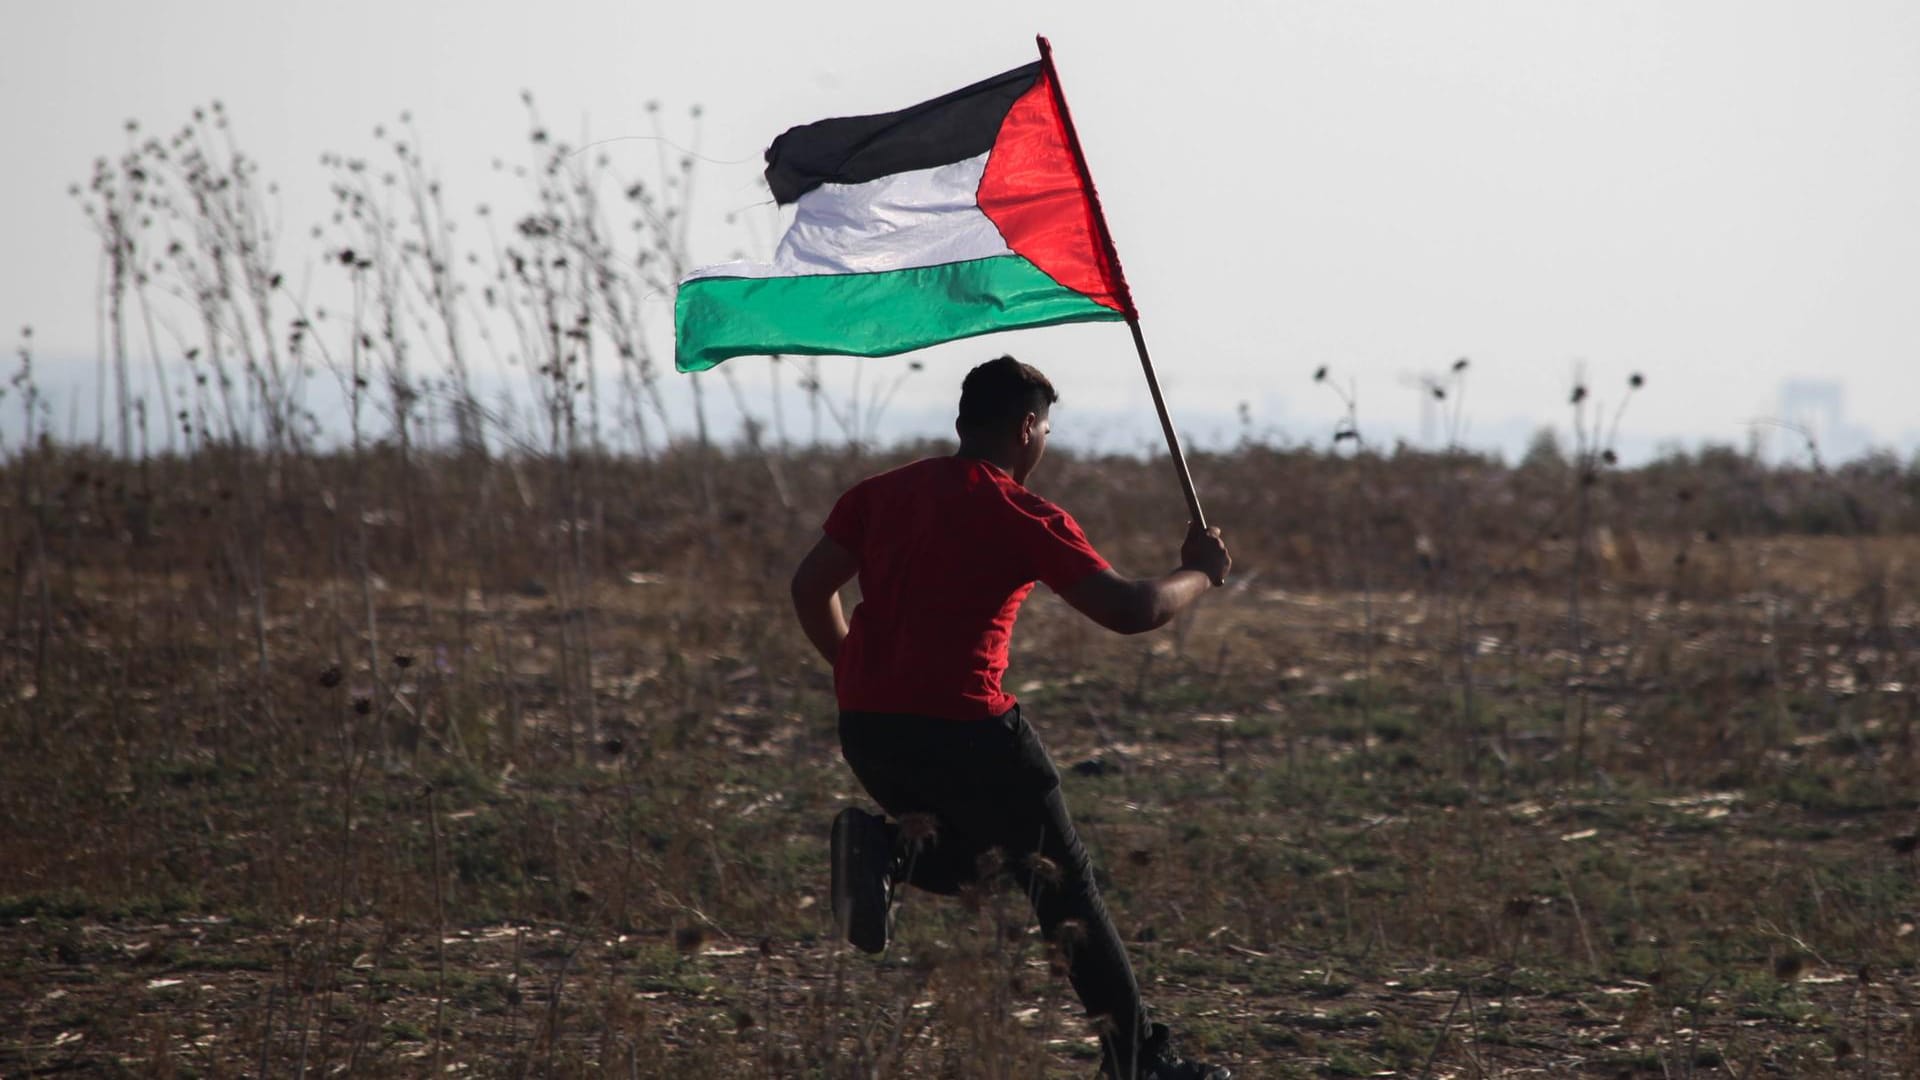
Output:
left=1777, top=378, right=1872, bottom=463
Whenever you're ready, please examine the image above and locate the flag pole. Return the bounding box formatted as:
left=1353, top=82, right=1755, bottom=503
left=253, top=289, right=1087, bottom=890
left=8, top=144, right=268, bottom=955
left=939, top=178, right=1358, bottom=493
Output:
left=1036, top=35, right=1208, bottom=531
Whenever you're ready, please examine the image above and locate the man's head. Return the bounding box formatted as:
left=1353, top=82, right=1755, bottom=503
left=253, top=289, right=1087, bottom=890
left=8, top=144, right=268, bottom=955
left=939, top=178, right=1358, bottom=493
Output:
left=956, top=355, right=1057, bottom=483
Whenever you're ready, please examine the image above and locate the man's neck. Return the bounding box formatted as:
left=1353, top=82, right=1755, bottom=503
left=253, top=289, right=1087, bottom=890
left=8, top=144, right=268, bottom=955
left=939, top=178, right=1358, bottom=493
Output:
left=954, top=441, right=1017, bottom=476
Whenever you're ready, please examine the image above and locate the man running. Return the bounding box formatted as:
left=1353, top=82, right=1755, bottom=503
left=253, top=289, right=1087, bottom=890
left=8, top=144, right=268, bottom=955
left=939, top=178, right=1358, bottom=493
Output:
left=790, top=355, right=1232, bottom=1080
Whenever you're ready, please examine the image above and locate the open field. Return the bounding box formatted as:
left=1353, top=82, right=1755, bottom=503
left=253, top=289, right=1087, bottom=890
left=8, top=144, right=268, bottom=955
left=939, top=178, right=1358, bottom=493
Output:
left=4, top=444, right=1920, bottom=1077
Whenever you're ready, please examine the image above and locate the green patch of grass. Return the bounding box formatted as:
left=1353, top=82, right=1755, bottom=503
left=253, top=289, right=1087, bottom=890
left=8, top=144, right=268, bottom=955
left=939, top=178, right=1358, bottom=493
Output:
left=383, top=1019, right=428, bottom=1042
left=0, top=891, right=96, bottom=921
left=1323, top=1048, right=1378, bottom=1076
left=0, top=887, right=203, bottom=923
left=1370, top=1019, right=1432, bottom=1068
left=1284, top=1008, right=1383, bottom=1033
left=1255, top=1023, right=1304, bottom=1051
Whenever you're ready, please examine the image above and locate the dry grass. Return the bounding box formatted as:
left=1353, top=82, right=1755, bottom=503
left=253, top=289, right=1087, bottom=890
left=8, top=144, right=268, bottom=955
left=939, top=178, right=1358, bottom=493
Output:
left=4, top=439, right=1920, bottom=1077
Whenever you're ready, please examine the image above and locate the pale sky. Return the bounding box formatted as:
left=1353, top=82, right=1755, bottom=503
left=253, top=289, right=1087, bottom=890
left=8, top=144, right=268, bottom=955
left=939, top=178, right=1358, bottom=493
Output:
left=7, top=1, right=1919, bottom=460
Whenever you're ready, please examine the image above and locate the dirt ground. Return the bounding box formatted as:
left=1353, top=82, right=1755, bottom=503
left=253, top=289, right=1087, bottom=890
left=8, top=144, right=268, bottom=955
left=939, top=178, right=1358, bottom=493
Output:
left=6, top=534, right=1920, bottom=1077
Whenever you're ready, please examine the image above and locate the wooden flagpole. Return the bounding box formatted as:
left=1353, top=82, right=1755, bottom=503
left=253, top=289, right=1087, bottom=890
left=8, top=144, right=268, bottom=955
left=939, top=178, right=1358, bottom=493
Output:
left=1036, top=34, right=1208, bottom=531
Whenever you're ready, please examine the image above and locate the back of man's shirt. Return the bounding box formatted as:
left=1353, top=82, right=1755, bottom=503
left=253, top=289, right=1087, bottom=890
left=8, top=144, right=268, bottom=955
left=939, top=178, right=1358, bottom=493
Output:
left=824, top=455, right=1109, bottom=721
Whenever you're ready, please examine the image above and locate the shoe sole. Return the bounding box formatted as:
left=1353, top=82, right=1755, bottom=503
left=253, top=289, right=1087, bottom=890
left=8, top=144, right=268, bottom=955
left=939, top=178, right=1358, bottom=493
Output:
left=830, top=808, right=890, bottom=953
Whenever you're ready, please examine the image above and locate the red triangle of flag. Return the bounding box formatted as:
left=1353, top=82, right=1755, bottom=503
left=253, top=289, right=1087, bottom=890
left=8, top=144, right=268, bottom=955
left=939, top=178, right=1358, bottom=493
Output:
left=977, top=71, right=1127, bottom=314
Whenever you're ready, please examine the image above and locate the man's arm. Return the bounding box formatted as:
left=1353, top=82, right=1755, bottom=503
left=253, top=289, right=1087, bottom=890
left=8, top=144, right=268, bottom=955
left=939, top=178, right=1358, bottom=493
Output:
left=790, top=534, right=859, bottom=664
left=1059, top=523, right=1229, bottom=635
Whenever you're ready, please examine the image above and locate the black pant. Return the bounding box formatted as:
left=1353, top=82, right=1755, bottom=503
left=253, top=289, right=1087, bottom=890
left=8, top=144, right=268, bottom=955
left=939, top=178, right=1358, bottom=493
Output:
left=838, top=706, right=1149, bottom=1047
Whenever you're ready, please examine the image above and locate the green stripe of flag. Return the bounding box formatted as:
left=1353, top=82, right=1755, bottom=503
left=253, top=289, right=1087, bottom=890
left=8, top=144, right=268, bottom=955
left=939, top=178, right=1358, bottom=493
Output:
left=674, top=255, right=1124, bottom=373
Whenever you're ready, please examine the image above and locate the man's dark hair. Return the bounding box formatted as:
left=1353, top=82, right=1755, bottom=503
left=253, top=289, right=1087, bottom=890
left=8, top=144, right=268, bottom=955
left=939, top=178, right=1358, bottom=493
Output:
left=957, top=355, right=1058, bottom=433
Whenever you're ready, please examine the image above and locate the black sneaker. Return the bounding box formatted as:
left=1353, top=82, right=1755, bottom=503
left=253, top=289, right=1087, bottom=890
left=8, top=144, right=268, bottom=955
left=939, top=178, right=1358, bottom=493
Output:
left=830, top=807, right=893, bottom=953
left=1100, top=1023, right=1231, bottom=1080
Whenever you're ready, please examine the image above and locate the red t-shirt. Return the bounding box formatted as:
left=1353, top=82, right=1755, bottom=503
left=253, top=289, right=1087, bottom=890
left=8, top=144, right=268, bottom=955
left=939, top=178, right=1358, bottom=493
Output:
left=823, top=456, right=1110, bottom=721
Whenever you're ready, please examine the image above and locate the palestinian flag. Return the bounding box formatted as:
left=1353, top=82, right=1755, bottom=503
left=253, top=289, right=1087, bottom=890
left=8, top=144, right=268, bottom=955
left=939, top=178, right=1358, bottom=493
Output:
left=674, top=56, right=1131, bottom=373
